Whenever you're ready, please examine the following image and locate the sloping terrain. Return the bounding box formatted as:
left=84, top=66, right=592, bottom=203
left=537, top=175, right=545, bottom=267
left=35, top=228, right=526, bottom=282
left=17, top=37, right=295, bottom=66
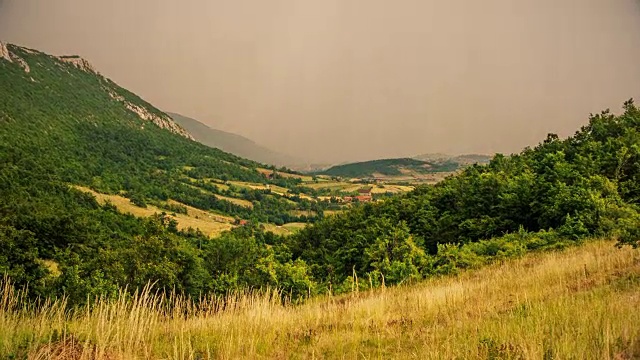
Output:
left=2, top=240, right=638, bottom=359
left=0, top=43, right=332, bottom=303
left=319, top=158, right=458, bottom=178
left=320, top=154, right=492, bottom=180
left=1, top=42, right=640, bottom=357
left=0, top=42, right=326, bottom=228
left=415, top=153, right=492, bottom=165
left=168, top=112, right=302, bottom=167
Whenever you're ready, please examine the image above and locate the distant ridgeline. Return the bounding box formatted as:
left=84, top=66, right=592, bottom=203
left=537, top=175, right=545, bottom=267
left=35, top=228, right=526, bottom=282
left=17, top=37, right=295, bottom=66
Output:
left=318, top=155, right=488, bottom=178
left=1, top=42, right=639, bottom=305
left=167, top=112, right=302, bottom=167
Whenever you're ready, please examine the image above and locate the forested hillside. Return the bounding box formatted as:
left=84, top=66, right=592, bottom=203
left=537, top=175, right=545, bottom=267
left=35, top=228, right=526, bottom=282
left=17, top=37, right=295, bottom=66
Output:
left=319, top=158, right=459, bottom=178
left=291, top=101, right=640, bottom=289
left=0, top=44, right=322, bottom=303
left=1, top=42, right=639, bottom=307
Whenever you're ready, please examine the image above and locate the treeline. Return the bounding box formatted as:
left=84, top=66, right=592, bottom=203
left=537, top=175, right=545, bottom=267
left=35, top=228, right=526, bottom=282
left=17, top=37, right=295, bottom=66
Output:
left=2, top=101, right=638, bottom=306
left=1, top=44, right=639, bottom=306
left=288, top=101, right=640, bottom=288
left=319, top=157, right=460, bottom=178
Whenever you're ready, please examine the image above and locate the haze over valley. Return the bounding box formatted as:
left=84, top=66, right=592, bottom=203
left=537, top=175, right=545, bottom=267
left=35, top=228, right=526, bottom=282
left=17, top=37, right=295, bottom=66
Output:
left=2, top=0, right=640, bottom=163
left=2, top=2, right=640, bottom=358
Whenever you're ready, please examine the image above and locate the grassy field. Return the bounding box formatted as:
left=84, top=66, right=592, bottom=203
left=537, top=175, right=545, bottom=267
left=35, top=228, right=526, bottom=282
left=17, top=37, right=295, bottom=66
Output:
left=213, top=194, right=254, bottom=208
left=257, top=168, right=314, bottom=182
left=73, top=186, right=235, bottom=237
left=262, top=222, right=308, bottom=235
left=227, top=181, right=290, bottom=196
left=2, top=240, right=639, bottom=359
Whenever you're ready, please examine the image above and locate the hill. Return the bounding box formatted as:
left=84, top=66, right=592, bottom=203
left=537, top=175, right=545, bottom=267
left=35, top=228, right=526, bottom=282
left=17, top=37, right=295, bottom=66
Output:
left=3, top=240, right=638, bottom=358
left=318, top=158, right=459, bottom=178
left=414, top=153, right=492, bottom=165
left=0, top=42, right=328, bottom=228
left=2, top=40, right=640, bottom=339
left=0, top=42, right=340, bottom=302
left=167, top=112, right=302, bottom=167
left=290, top=101, right=640, bottom=289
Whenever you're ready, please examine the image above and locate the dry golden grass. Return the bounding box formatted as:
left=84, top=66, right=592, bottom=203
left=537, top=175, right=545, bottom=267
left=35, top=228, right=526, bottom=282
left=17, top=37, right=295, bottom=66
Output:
left=73, top=186, right=234, bottom=237
left=228, top=181, right=290, bottom=196
left=303, top=181, right=352, bottom=190
left=257, top=168, right=314, bottom=182
left=289, top=210, right=317, bottom=217
left=370, top=184, right=414, bottom=194
left=261, top=222, right=307, bottom=235
left=2, top=240, right=639, bottom=359
left=213, top=194, right=253, bottom=208
left=323, top=209, right=346, bottom=217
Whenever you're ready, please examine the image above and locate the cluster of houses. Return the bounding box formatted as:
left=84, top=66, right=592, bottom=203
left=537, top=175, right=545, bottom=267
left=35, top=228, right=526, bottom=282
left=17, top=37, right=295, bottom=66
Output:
left=342, top=187, right=373, bottom=203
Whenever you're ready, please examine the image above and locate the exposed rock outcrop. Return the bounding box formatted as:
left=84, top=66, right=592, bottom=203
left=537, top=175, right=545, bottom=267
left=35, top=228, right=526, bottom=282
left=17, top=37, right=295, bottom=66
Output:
left=3, top=41, right=193, bottom=140
left=0, top=41, right=12, bottom=62
left=124, top=103, right=194, bottom=140
left=10, top=53, right=30, bottom=73
left=1, top=42, right=31, bottom=72
left=58, top=56, right=97, bottom=73
left=102, top=84, right=193, bottom=139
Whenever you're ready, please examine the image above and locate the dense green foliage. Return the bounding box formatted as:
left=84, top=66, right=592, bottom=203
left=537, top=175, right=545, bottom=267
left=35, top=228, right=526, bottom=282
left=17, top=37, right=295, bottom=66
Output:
left=319, top=157, right=459, bottom=178
left=0, top=45, right=326, bottom=225
left=0, top=45, right=318, bottom=302
left=1, top=44, right=639, bottom=306
left=291, top=101, right=640, bottom=288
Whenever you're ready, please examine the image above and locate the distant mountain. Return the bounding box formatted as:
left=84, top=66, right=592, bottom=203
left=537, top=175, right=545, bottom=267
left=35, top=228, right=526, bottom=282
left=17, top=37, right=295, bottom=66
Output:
left=414, top=153, right=492, bottom=165
left=167, top=112, right=301, bottom=167
left=318, top=158, right=459, bottom=178
left=318, top=154, right=492, bottom=179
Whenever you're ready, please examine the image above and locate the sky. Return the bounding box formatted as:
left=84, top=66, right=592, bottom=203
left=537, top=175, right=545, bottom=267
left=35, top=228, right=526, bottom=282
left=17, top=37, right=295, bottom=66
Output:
left=1, top=0, right=640, bottom=163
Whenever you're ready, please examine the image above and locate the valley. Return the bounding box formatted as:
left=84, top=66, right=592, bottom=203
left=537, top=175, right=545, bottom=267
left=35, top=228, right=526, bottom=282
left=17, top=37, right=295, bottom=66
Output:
left=1, top=41, right=640, bottom=359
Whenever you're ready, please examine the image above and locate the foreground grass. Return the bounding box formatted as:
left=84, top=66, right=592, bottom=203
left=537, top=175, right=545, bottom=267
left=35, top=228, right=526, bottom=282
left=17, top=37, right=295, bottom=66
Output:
left=2, top=240, right=639, bottom=359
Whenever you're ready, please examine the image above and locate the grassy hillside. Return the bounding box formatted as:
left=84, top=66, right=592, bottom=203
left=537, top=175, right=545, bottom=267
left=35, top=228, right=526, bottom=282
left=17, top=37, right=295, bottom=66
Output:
left=0, top=43, right=341, bottom=227
left=2, top=240, right=638, bottom=359
left=415, top=153, right=492, bottom=165
left=2, top=41, right=640, bottom=352
left=319, top=158, right=459, bottom=178
left=321, top=154, right=492, bottom=179
left=167, top=112, right=301, bottom=167
left=0, top=43, right=335, bottom=303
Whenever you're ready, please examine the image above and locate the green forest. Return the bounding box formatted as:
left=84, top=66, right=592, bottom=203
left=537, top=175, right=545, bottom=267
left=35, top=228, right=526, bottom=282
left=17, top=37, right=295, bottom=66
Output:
left=319, top=157, right=459, bottom=178
left=1, top=44, right=639, bottom=307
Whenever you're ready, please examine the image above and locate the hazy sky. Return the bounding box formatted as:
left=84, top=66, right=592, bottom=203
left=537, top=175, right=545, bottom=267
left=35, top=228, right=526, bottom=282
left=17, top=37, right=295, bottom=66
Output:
left=1, top=0, right=640, bottom=163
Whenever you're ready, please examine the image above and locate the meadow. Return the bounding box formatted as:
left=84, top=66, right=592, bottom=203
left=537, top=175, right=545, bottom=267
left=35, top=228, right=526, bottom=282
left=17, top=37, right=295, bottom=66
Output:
left=2, top=240, right=638, bottom=359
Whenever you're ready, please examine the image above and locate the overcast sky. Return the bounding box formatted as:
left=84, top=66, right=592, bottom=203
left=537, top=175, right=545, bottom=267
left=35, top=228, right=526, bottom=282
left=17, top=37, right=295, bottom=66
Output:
left=1, top=0, right=639, bottom=163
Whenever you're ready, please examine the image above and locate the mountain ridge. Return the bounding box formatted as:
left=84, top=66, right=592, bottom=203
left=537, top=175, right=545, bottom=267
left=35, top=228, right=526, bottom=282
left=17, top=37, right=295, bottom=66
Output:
left=318, top=154, right=491, bottom=178
left=167, top=112, right=301, bottom=167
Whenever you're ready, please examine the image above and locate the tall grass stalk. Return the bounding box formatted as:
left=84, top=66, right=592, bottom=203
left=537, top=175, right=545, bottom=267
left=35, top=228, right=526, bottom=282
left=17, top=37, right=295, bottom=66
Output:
left=1, top=240, right=638, bottom=359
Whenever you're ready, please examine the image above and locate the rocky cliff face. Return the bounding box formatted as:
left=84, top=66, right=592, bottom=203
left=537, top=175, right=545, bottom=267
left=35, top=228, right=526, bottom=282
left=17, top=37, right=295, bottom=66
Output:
left=0, top=42, right=11, bottom=62
left=0, top=41, right=30, bottom=72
